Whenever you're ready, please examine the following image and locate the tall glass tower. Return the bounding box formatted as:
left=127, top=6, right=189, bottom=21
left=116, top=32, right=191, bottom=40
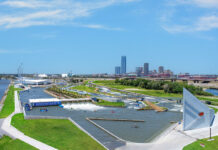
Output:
left=144, top=63, right=149, bottom=76
left=121, top=56, right=126, bottom=74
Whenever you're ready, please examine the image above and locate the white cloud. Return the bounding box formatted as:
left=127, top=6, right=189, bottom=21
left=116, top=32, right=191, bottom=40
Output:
left=79, top=24, right=123, bottom=31
left=196, top=15, right=218, bottom=31
left=0, top=0, right=138, bottom=29
left=176, top=0, right=218, bottom=8
left=161, top=0, right=218, bottom=33
left=162, top=15, right=218, bottom=33
left=0, top=49, right=36, bottom=54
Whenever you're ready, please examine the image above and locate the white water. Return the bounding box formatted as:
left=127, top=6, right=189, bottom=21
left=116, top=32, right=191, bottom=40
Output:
left=62, top=103, right=106, bottom=111
left=169, top=104, right=183, bottom=112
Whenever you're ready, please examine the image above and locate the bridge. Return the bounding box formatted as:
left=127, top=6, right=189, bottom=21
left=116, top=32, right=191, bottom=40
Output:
left=145, top=78, right=217, bottom=84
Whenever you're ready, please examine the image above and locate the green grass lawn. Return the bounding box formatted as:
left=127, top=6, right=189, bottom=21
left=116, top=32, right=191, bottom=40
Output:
left=0, top=135, right=37, bottom=150
left=93, top=80, right=132, bottom=89
left=93, top=80, right=218, bottom=101
left=197, top=96, right=218, bottom=106
left=11, top=113, right=105, bottom=150
left=71, top=85, right=99, bottom=94
left=93, top=80, right=182, bottom=98
left=209, top=106, right=218, bottom=113
left=95, top=99, right=125, bottom=107
left=0, top=86, right=15, bottom=118
left=183, top=136, right=218, bottom=150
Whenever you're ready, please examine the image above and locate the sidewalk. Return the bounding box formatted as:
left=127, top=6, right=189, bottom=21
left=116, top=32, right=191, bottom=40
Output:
left=0, top=91, right=57, bottom=150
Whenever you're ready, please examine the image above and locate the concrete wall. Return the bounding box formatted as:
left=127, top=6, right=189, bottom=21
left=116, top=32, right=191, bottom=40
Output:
left=183, top=88, right=215, bottom=131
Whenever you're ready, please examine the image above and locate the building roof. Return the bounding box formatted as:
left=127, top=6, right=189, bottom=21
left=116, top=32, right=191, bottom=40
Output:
left=29, top=98, right=60, bottom=103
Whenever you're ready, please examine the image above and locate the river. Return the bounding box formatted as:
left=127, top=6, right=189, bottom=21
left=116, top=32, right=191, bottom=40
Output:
left=0, top=79, right=10, bottom=102
left=205, top=89, right=218, bottom=96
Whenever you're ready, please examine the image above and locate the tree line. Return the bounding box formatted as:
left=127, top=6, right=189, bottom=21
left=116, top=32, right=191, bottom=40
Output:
left=115, top=78, right=212, bottom=96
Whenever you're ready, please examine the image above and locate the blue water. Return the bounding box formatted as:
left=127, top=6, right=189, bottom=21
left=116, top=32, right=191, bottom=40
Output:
left=205, top=89, right=218, bottom=96
left=0, top=79, right=10, bottom=101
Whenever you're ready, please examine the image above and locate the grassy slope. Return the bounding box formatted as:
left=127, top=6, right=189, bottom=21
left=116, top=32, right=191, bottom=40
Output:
left=95, top=100, right=125, bottom=107
left=209, top=106, right=218, bottom=113
left=71, top=85, right=99, bottom=94
left=93, top=80, right=218, bottom=101
left=183, top=136, right=218, bottom=150
left=0, top=86, right=15, bottom=118
left=0, top=135, right=37, bottom=150
left=93, top=80, right=182, bottom=98
left=11, top=113, right=105, bottom=150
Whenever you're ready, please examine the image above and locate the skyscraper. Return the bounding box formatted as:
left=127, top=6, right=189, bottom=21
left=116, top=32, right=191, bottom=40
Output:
left=158, top=66, right=164, bottom=74
left=136, top=67, right=143, bottom=77
left=144, top=63, right=149, bottom=76
left=121, top=56, right=126, bottom=74
left=115, top=66, right=121, bottom=75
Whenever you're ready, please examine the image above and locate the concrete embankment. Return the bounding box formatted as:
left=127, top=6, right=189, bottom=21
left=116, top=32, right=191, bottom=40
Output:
left=44, top=89, right=67, bottom=99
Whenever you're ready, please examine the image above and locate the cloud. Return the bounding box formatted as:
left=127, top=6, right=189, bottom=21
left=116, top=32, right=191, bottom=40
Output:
left=196, top=15, right=218, bottom=31
left=0, top=0, right=138, bottom=29
left=161, top=0, right=218, bottom=33
left=162, top=15, right=218, bottom=33
left=78, top=24, right=123, bottom=31
left=0, top=49, right=37, bottom=54
left=175, top=0, right=218, bottom=8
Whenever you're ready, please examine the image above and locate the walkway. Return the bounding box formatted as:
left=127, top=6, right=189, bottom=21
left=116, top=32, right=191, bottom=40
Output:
left=116, top=113, right=218, bottom=150
left=0, top=91, right=57, bottom=150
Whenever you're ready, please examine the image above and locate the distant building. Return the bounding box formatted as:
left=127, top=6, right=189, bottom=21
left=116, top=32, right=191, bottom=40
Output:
left=115, top=66, right=121, bottom=75
left=61, top=74, right=68, bottom=78
left=153, top=70, right=157, bottom=74
left=144, top=63, right=149, bottom=76
left=121, top=56, right=126, bottom=74
left=158, top=66, right=164, bottom=74
left=38, top=74, right=47, bottom=78
left=136, top=67, right=143, bottom=77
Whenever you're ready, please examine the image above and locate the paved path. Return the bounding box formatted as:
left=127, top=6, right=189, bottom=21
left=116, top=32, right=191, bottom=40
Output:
left=0, top=91, right=57, bottom=150
left=116, top=114, right=218, bottom=150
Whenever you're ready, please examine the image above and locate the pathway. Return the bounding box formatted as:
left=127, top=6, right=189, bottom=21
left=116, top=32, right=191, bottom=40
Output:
left=0, top=91, right=57, bottom=150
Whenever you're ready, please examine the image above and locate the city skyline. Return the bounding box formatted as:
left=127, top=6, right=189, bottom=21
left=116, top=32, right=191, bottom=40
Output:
left=0, top=0, right=218, bottom=74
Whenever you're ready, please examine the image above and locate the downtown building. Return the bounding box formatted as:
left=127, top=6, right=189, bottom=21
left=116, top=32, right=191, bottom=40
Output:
left=136, top=67, right=143, bottom=77
left=115, top=66, right=121, bottom=75
left=121, top=56, right=126, bottom=74
left=144, top=63, right=149, bottom=76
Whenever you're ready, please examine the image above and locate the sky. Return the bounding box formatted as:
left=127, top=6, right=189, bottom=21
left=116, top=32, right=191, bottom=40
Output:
left=0, top=0, right=218, bottom=75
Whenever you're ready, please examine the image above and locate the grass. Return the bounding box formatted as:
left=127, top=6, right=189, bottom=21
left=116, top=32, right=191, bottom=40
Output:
left=93, top=80, right=132, bottom=89
left=94, top=80, right=218, bottom=103
left=93, top=80, right=182, bottom=98
left=128, top=89, right=182, bottom=98
left=0, top=86, right=15, bottom=118
left=11, top=113, right=105, bottom=150
left=95, top=99, right=125, bottom=107
left=183, top=136, right=218, bottom=150
left=0, top=135, right=37, bottom=150
left=209, top=107, right=218, bottom=113
left=71, top=85, right=100, bottom=94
